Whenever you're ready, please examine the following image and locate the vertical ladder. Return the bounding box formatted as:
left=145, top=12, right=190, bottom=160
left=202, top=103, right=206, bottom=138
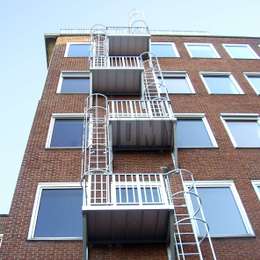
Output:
left=167, top=169, right=217, bottom=260
left=90, top=25, right=108, bottom=68
left=82, top=93, right=110, bottom=176
left=140, top=52, right=163, bottom=100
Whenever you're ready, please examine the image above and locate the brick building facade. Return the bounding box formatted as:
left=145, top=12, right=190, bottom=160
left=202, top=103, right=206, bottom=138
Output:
left=1, top=24, right=260, bottom=259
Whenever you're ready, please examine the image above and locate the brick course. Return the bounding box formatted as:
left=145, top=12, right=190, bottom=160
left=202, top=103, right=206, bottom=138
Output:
left=1, top=35, right=260, bottom=259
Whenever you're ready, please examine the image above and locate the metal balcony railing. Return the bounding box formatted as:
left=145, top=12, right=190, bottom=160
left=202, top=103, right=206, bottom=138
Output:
left=85, top=173, right=170, bottom=207
left=108, top=99, right=174, bottom=119
left=107, top=26, right=150, bottom=35
left=90, top=56, right=143, bottom=69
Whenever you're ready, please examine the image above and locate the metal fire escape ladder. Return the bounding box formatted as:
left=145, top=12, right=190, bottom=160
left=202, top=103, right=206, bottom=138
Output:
left=167, top=169, right=217, bottom=260
left=90, top=25, right=109, bottom=67
left=140, top=52, right=165, bottom=100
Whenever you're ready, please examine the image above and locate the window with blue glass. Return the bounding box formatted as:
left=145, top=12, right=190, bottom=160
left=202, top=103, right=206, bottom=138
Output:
left=65, top=43, right=91, bottom=57
left=151, top=43, right=179, bottom=57
left=49, top=118, right=84, bottom=148
left=176, top=117, right=217, bottom=148
left=201, top=73, right=243, bottom=94
left=244, top=73, right=260, bottom=95
left=189, top=182, right=254, bottom=237
left=223, top=44, right=259, bottom=59
left=222, top=116, right=260, bottom=148
left=185, top=43, right=220, bottom=58
left=33, top=187, right=82, bottom=238
left=59, top=75, right=90, bottom=94
left=162, top=73, right=195, bottom=94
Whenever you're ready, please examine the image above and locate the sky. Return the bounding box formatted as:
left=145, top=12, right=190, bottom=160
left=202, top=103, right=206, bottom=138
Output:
left=0, top=0, right=260, bottom=214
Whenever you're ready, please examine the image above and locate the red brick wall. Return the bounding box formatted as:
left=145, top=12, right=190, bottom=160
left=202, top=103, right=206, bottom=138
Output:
left=1, top=35, right=260, bottom=259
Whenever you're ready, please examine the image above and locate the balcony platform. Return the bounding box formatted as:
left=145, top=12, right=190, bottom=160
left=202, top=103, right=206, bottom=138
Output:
left=108, top=100, right=176, bottom=150
left=107, top=27, right=150, bottom=56
left=85, top=208, right=170, bottom=244
left=91, top=57, right=143, bottom=95
left=82, top=173, right=173, bottom=244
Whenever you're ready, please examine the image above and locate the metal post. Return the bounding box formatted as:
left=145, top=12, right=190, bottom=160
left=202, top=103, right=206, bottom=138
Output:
left=82, top=212, right=88, bottom=260
left=168, top=210, right=177, bottom=260
left=161, top=167, right=176, bottom=260
left=172, top=120, right=178, bottom=169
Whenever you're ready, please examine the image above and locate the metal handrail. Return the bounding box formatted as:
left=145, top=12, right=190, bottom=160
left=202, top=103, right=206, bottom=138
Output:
left=90, top=56, right=143, bottom=69
left=108, top=99, right=173, bottom=119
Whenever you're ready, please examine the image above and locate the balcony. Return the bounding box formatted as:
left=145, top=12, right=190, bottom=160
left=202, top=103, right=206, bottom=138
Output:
left=108, top=99, right=176, bottom=150
left=82, top=173, right=173, bottom=244
left=91, top=56, right=143, bottom=95
left=106, top=26, right=150, bottom=56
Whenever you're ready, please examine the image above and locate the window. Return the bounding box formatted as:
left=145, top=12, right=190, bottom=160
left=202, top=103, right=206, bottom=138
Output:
left=223, top=44, right=259, bottom=59
left=201, top=73, right=243, bottom=94
left=65, top=42, right=91, bottom=57
left=187, top=181, right=254, bottom=237
left=0, top=234, right=3, bottom=247
left=46, top=114, right=84, bottom=148
left=162, top=72, right=195, bottom=94
left=116, top=187, right=139, bottom=204
left=185, top=43, right=220, bottom=58
left=57, top=72, right=90, bottom=93
left=175, top=114, right=218, bottom=148
left=28, top=183, right=82, bottom=239
left=252, top=181, right=260, bottom=200
left=221, top=114, right=260, bottom=148
left=151, top=43, right=179, bottom=57
left=115, top=185, right=162, bottom=205
left=244, top=73, right=260, bottom=95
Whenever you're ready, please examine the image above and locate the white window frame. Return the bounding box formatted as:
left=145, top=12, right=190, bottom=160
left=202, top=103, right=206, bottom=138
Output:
left=45, top=113, right=84, bottom=149
left=184, top=43, right=220, bottom=58
left=174, top=113, right=218, bottom=148
left=64, top=42, right=91, bottom=57
left=56, top=71, right=91, bottom=94
left=200, top=72, right=244, bottom=94
left=0, top=234, right=3, bottom=247
left=221, top=113, right=260, bottom=148
left=150, top=42, right=180, bottom=57
left=185, top=180, right=255, bottom=238
left=162, top=71, right=196, bottom=94
left=28, top=182, right=82, bottom=240
left=243, top=72, right=260, bottom=95
left=223, top=44, right=259, bottom=59
left=252, top=180, right=260, bottom=201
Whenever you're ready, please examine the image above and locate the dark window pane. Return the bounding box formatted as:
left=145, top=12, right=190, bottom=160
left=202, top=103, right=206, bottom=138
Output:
left=61, top=77, right=90, bottom=93
left=34, top=189, right=82, bottom=237
left=191, top=187, right=247, bottom=236
left=226, top=121, right=260, bottom=147
left=203, top=75, right=239, bottom=94
left=151, top=44, right=177, bottom=57
left=188, top=45, right=217, bottom=58
left=176, top=119, right=213, bottom=148
left=67, top=44, right=91, bottom=57
left=50, top=119, right=84, bottom=147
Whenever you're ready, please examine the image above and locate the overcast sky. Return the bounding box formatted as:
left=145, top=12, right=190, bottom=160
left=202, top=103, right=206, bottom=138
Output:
left=0, top=0, right=260, bottom=213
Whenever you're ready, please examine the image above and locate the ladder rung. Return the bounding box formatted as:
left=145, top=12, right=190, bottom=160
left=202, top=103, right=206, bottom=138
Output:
left=176, top=242, right=197, bottom=245
left=178, top=253, right=200, bottom=256
left=175, top=232, right=194, bottom=235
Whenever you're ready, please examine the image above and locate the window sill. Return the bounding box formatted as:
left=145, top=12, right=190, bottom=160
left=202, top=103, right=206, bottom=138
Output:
left=189, top=57, right=221, bottom=59
left=177, top=146, right=219, bottom=149
left=27, top=237, right=82, bottom=241
left=45, top=147, right=81, bottom=150
left=208, top=234, right=255, bottom=239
